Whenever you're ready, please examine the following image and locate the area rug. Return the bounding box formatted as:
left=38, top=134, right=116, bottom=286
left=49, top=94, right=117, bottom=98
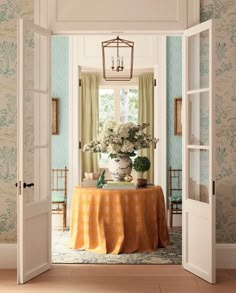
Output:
left=52, top=228, right=182, bottom=264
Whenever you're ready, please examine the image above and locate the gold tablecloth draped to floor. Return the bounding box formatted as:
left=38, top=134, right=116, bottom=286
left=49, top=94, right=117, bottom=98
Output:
left=69, top=186, right=169, bottom=254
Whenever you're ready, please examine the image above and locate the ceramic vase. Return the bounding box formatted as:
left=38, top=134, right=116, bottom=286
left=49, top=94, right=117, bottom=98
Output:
left=108, top=154, right=132, bottom=181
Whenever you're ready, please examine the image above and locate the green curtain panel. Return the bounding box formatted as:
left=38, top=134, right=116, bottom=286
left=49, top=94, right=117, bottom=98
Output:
left=81, top=74, right=99, bottom=178
left=138, top=73, right=154, bottom=183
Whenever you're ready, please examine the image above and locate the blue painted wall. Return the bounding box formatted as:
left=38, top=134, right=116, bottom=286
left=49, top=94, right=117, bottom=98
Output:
left=166, top=36, right=182, bottom=185
left=51, top=36, right=69, bottom=168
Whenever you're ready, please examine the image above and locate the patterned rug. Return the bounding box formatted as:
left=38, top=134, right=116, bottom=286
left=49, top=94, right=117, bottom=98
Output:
left=52, top=228, right=182, bottom=264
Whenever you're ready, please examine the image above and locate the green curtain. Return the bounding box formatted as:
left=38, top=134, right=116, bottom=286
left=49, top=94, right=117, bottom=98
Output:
left=138, top=73, right=154, bottom=183
left=81, top=74, right=99, bottom=179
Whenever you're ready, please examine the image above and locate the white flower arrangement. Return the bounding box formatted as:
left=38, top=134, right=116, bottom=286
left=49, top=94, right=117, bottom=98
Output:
left=83, top=121, right=159, bottom=158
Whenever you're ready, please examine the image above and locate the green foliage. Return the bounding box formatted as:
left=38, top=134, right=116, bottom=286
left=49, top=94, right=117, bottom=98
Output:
left=133, top=156, right=151, bottom=174
left=99, top=89, right=114, bottom=123
left=0, top=41, right=17, bottom=76
left=99, top=88, right=139, bottom=124
left=120, top=88, right=138, bottom=123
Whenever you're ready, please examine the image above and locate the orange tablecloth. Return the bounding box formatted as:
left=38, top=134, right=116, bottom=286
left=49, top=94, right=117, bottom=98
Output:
left=69, top=186, right=169, bottom=254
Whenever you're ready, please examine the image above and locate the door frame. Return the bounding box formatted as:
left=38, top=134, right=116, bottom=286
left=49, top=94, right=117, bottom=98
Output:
left=32, top=0, right=201, bottom=260
left=67, top=36, right=168, bottom=223
left=34, top=0, right=199, bottom=228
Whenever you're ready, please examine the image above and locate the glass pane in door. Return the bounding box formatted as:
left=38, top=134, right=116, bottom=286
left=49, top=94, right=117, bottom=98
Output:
left=24, top=30, right=49, bottom=92
left=23, top=28, right=50, bottom=203
left=23, top=88, right=35, bottom=204
left=188, top=30, right=209, bottom=91
left=188, top=149, right=209, bottom=203
left=188, top=92, right=209, bottom=146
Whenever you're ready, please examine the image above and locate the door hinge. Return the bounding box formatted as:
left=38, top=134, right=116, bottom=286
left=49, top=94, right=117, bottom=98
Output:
left=154, top=79, right=157, bottom=87
left=79, top=78, right=82, bottom=87
left=79, top=141, right=82, bottom=149
left=17, top=181, right=22, bottom=195
left=213, top=180, right=215, bottom=195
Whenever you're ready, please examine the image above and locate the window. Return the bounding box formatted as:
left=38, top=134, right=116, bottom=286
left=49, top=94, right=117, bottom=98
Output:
left=99, top=88, right=115, bottom=124
left=99, top=85, right=139, bottom=166
left=99, top=86, right=139, bottom=124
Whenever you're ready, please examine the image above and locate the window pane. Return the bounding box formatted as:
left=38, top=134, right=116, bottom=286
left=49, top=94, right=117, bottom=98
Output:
left=99, top=89, right=114, bottom=123
left=188, top=30, right=209, bottom=91
left=120, top=88, right=138, bottom=123
left=188, top=149, right=209, bottom=203
left=99, top=89, right=115, bottom=166
left=100, top=153, right=109, bottom=166
left=188, top=92, right=209, bottom=146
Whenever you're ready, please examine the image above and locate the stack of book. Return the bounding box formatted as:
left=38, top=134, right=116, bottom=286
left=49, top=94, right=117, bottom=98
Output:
left=102, top=181, right=136, bottom=190
left=81, top=178, right=97, bottom=188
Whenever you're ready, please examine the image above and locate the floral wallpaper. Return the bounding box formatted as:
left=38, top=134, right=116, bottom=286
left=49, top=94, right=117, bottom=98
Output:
left=0, top=0, right=235, bottom=244
left=0, top=0, right=33, bottom=243
left=201, top=0, right=236, bottom=243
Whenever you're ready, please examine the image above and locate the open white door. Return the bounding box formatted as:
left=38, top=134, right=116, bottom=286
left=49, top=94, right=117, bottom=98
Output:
left=17, top=19, right=51, bottom=284
left=182, top=19, right=216, bottom=283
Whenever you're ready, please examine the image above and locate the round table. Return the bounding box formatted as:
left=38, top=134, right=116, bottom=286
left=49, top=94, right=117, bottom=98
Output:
left=69, top=186, right=169, bottom=254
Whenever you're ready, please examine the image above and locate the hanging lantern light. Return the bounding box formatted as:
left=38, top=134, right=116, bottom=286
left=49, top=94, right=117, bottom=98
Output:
left=102, top=36, right=134, bottom=81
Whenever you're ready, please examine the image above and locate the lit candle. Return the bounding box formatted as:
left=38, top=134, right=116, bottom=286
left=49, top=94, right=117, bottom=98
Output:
left=117, top=56, right=120, bottom=67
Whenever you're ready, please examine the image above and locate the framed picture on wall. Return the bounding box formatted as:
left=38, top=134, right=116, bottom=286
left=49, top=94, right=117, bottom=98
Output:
left=174, top=97, right=182, bottom=136
left=52, top=98, right=59, bottom=135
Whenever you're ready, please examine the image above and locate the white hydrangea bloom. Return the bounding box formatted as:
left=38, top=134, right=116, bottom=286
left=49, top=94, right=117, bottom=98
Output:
left=121, top=140, right=135, bottom=153
left=83, top=120, right=158, bottom=157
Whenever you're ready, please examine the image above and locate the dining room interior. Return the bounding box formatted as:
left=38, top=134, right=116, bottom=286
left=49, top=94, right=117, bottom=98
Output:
left=1, top=0, right=235, bottom=287
left=51, top=33, right=183, bottom=265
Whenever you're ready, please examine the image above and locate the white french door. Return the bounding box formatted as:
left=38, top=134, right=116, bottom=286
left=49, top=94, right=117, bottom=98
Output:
left=182, top=19, right=216, bottom=283
left=17, top=19, right=51, bottom=284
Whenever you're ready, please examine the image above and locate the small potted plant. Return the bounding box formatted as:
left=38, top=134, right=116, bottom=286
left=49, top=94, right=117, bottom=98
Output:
left=133, top=156, right=151, bottom=187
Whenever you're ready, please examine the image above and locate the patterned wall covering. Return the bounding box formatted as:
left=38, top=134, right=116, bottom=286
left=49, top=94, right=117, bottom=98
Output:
left=0, top=0, right=33, bottom=243
left=51, top=36, right=69, bottom=169
left=201, top=0, right=236, bottom=243
left=166, top=36, right=182, bottom=178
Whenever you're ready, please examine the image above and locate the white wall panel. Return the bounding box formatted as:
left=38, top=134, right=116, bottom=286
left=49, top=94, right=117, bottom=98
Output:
left=56, top=0, right=180, bottom=22
left=48, top=0, right=199, bottom=33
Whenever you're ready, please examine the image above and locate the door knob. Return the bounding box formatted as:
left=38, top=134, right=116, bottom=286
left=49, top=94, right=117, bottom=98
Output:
left=23, top=183, right=34, bottom=188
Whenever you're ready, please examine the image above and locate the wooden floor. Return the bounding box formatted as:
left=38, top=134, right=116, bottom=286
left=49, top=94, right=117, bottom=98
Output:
left=0, top=265, right=236, bottom=292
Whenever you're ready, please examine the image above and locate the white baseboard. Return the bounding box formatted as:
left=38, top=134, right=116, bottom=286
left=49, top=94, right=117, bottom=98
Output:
left=0, top=243, right=17, bottom=269
left=0, top=243, right=235, bottom=269
left=216, top=244, right=236, bottom=269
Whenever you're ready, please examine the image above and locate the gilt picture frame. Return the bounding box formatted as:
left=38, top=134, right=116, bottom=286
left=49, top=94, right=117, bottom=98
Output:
left=52, top=98, right=59, bottom=135
left=174, top=97, right=182, bottom=136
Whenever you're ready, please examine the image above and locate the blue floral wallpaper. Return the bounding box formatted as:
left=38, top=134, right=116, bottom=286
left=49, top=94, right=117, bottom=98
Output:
left=201, top=0, right=236, bottom=243
left=0, top=0, right=33, bottom=242
left=0, top=0, right=235, bottom=244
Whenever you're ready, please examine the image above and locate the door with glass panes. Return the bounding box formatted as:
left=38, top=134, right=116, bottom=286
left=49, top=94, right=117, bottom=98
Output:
left=182, top=19, right=216, bottom=284
left=17, top=19, right=51, bottom=284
